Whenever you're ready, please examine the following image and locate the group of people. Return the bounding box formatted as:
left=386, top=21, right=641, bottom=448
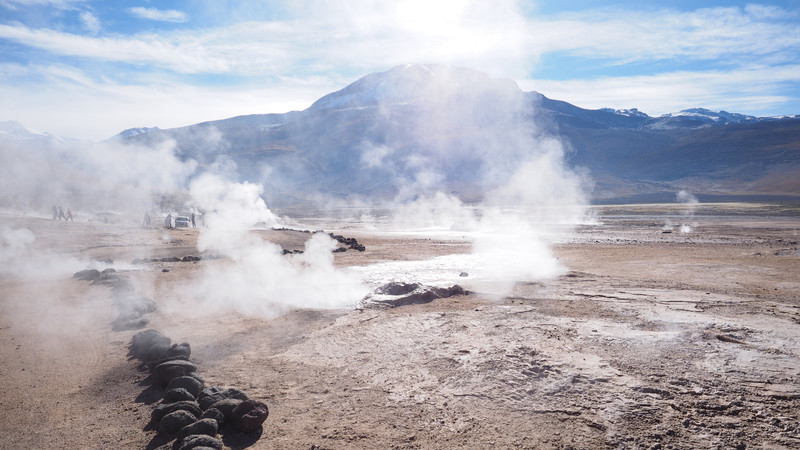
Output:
left=52, top=205, right=73, bottom=221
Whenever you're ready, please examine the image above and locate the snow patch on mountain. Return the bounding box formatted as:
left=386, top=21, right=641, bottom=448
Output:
left=599, top=108, right=650, bottom=119
left=116, top=127, right=160, bottom=138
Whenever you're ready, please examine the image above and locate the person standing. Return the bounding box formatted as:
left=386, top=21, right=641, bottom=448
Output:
left=58, top=206, right=67, bottom=221
left=165, top=213, right=172, bottom=228
left=191, top=212, right=196, bottom=228
left=52, top=205, right=58, bottom=220
left=66, top=209, right=73, bottom=221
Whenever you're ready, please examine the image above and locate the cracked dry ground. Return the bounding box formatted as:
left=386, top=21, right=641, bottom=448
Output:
left=1, top=208, right=799, bottom=449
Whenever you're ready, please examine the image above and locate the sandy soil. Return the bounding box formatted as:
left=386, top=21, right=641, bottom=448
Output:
left=1, top=205, right=799, bottom=449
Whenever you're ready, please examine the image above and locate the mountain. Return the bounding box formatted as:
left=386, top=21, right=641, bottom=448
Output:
left=116, top=64, right=799, bottom=204
left=0, top=120, right=84, bottom=146
left=6, top=65, right=798, bottom=205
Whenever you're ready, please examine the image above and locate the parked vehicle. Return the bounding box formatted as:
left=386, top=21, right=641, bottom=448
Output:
left=174, top=216, right=190, bottom=227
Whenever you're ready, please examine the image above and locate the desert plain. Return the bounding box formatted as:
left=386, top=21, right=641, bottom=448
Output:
left=1, top=202, right=799, bottom=449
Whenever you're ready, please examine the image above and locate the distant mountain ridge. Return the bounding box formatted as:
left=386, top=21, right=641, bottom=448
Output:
left=4, top=65, right=799, bottom=204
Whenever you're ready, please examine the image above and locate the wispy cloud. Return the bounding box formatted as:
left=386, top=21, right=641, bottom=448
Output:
left=0, top=62, right=331, bottom=139
left=0, top=1, right=798, bottom=139
left=0, top=0, right=85, bottom=8
left=79, top=10, right=99, bottom=34
left=127, top=7, right=189, bottom=23
left=526, top=5, right=800, bottom=64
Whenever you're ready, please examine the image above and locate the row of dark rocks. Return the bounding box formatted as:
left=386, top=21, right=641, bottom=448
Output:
left=129, top=329, right=269, bottom=449
left=132, top=255, right=204, bottom=264
left=279, top=231, right=366, bottom=255
left=73, top=264, right=269, bottom=448
left=329, top=233, right=366, bottom=252
left=73, top=268, right=156, bottom=331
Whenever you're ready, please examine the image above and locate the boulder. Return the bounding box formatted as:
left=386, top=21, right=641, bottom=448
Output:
left=177, top=434, right=223, bottom=450
left=115, top=296, right=157, bottom=315
left=200, top=408, right=225, bottom=426
left=206, top=399, right=243, bottom=420
left=111, top=313, right=149, bottom=331
left=158, top=410, right=197, bottom=435
left=164, top=387, right=196, bottom=403
left=152, top=360, right=197, bottom=386
left=72, top=269, right=101, bottom=281
left=177, top=418, right=218, bottom=440
left=198, top=387, right=248, bottom=410
left=152, top=401, right=202, bottom=422
left=129, top=329, right=170, bottom=361
left=231, top=399, right=269, bottom=433
left=166, top=376, right=204, bottom=398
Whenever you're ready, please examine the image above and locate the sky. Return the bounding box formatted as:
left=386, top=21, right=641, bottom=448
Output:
left=1, top=0, right=799, bottom=140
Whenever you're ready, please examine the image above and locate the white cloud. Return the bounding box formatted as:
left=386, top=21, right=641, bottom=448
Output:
left=0, top=63, right=331, bottom=139
left=79, top=11, right=100, bottom=34
left=127, top=7, right=189, bottom=23
left=525, top=5, right=800, bottom=63
left=0, top=0, right=85, bottom=8
left=0, top=1, right=798, bottom=138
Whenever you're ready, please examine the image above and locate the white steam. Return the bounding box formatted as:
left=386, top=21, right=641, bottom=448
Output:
left=0, top=225, right=86, bottom=280
left=676, top=189, right=699, bottom=234
left=174, top=175, right=368, bottom=318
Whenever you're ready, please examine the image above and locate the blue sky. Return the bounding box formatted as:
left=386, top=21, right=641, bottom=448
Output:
left=1, top=0, right=799, bottom=140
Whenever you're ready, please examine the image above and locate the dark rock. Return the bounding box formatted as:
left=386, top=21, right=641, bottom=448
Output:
left=142, top=342, right=173, bottom=365
left=206, top=399, right=243, bottom=420
left=115, top=296, right=157, bottom=315
left=148, top=354, right=190, bottom=370
left=158, top=409, right=197, bottom=435
left=198, top=387, right=248, bottom=410
left=153, top=359, right=197, bottom=386
left=164, top=387, right=196, bottom=403
left=166, top=376, right=204, bottom=398
left=231, top=399, right=269, bottom=433
left=375, top=282, right=420, bottom=296
left=112, top=314, right=149, bottom=331
left=152, top=401, right=202, bottom=422
left=129, top=329, right=170, bottom=361
left=177, top=418, right=218, bottom=440
left=158, top=342, right=191, bottom=361
left=459, top=272, right=469, bottom=277
left=373, top=284, right=468, bottom=308
left=177, top=434, right=223, bottom=450
left=72, top=269, right=101, bottom=281
left=332, top=247, right=346, bottom=253
left=200, top=408, right=225, bottom=426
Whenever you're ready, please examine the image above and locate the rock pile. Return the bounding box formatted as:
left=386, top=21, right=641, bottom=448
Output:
left=73, top=263, right=269, bottom=447
left=328, top=233, right=365, bottom=252
left=362, top=282, right=468, bottom=308
left=132, top=255, right=205, bottom=264
left=73, top=268, right=157, bottom=331
left=129, top=329, right=269, bottom=448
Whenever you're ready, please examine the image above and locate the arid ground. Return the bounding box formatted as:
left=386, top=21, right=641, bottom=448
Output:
left=1, top=203, right=799, bottom=449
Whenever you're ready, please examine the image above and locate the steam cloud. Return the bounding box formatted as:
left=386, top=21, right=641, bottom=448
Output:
left=2, top=65, right=591, bottom=313
left=676, top=189, right=699, bottom=233
left=168, top=174, right=368, bottom=318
